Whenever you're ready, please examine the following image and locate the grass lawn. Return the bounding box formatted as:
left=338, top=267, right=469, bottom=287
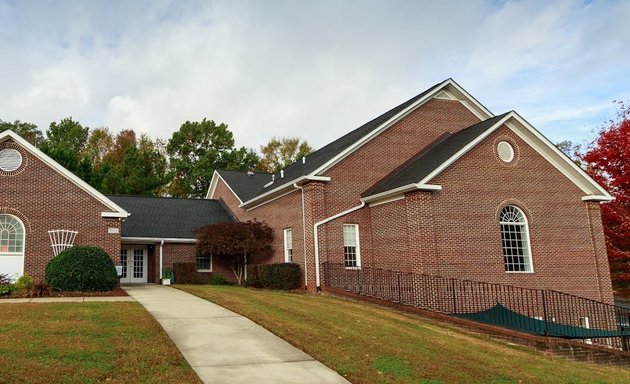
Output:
left=177, top=285, right=630, bottom=384
left=0, top=302, right=201, bottom=384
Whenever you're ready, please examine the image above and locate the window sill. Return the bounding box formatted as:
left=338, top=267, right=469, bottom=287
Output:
left=197, top=269, right=213, bottom=273
left=345, top=266, right=362, bottom=270
left=505, top=271, right=534, bottom=274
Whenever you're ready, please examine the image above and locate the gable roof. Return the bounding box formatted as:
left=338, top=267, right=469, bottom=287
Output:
left=0, top=130, right=129, bottom=218
left=209, top=78, right=494, bottom=208
left=363, top=113, right=510, bottom=198
left=210, top=169, right=272, bottom=203
left=107, top=195, right=235, bottom=239
left=361, top=112, right=612, bottom=203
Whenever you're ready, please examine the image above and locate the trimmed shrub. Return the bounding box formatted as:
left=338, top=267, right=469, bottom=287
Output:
left=45, top=246, right=117, bottom=292
left=208, top=274, right=232, bottom=285
left=172, top=262, right=208, bottom=284
left=247, top=263, right=302, bottom=290
left=14, top=273, right=34, bottom=292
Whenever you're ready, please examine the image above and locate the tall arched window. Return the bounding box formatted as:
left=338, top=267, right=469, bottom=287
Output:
left=0, top=214, right=25, bottom=278
left=499, top=206, right=532, bottom=272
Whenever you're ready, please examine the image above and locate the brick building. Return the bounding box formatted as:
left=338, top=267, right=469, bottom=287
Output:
left=0, top=79, right=615, bottom=306
left=208, top=79, right=614, bottom=303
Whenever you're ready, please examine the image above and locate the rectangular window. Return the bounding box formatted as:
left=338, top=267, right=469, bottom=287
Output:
left=197, top=254, right=212, bottom=271
left=343, top=224, right=361, bottom=268
left=284, top=228, right=293, bottom=263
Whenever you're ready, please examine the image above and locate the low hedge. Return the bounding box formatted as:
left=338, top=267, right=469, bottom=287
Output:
left=247, top=263, right=302, bottom=290
left=172, top=262, right=211, bottom=284
left=45, top=246, right=117, bottom=292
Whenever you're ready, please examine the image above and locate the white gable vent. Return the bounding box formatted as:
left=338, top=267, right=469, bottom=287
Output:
left=433, top=90, right=456, bottom=100
left=497, top=141, right=514, bottom=163
left=0, top=148, right=22, bottom=171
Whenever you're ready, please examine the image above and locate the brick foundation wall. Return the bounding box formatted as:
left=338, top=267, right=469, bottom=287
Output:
left=1, top=140, right=121, bottom=281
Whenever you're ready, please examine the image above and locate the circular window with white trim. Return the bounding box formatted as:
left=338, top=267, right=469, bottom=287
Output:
left=496, top=141, right=514, bottom=163
left=0, top=148, right=23, bottom=172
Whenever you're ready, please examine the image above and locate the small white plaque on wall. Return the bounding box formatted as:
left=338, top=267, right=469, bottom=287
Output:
left=108, top=227, right=120, bottom=234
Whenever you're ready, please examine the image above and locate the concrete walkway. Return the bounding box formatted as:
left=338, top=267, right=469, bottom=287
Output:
left=123, top=284, right=350, bottom=384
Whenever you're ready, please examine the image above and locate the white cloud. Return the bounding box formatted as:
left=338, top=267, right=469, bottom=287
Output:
left=0, top=0, right=628, bottom=150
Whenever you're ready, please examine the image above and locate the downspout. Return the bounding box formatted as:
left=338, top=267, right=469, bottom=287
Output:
left=314, top=201, right=366, bottom=291
left=293, top=183, right=309, bottom=288
left=159, top=240, right=164, bottom=281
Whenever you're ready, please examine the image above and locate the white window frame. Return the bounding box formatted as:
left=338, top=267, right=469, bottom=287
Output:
left=196, top=253, right=213, bottom=272
left=499, top=205, right=533, bottom=273
left=283, top=228, right=293, bottom=263
left=0, top=214, right=25, bottom=280
left=343, top=223, right=361, bottom=269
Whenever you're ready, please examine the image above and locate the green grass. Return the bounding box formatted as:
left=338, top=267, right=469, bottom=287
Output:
left=177, top=285, right=630, bottom=384
left=0, top=302, right=201, bottom=384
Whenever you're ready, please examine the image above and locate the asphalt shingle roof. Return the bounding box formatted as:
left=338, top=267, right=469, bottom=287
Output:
left=362, top=113, right=509, bottom=197
left=106, top=195, right=235, bottom=239
left=218, top=80, right=446, bottom=202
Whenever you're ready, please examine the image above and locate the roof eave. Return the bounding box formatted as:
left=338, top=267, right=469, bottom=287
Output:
left=239, top=175, right=331, bottom=209
left=362, top=183, right=442, bottom=204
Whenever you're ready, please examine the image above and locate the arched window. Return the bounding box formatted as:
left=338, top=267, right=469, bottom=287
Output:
left=0, top=214, right=25, bottom=278
left=499, top=206, right=532, bottom=272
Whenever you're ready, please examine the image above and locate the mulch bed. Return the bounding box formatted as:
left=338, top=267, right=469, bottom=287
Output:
left=3, top=286, right=128, bottom=298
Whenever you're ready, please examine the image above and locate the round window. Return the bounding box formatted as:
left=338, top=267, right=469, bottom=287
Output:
left=497, top=141, right=514, bottom=163
left=0, top=148, right=23, bottom=171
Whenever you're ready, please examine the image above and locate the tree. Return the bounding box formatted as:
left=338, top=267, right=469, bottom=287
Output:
left=0, top=119, right=44, bottom=146
left=100, top=132, right=170, bottom=195
left=256, top=136, right=313, bottom=173
left=196, top=220, right=273, bottom=285
left=40, top=117, right=92, bottom=181
left=82, top=127, right=114, bottom=168
left=581, top=101, right=630, bottom=291
left=166, top=119, right=259, bottom=198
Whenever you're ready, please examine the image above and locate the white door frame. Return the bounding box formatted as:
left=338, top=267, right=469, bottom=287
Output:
left=120, top=246, right=148, bottom=284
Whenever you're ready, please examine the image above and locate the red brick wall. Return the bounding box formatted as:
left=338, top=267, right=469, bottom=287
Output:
left=1, top=140, right=121, bottom=281
left=159, top=242, right=235, bottom=283
left=365, top=125, right=613, bottom=303
left=211, top=97, right=612, bottom=303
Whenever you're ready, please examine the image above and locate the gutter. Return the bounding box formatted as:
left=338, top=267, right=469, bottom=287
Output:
left=240, top=175, right=331, bottom=209
left=313, top=201, right=366, bottom=291
left=293, top=183, right=309, bottom=288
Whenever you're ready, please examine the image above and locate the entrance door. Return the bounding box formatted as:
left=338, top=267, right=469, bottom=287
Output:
left=120, top=247, right=147, bottom=284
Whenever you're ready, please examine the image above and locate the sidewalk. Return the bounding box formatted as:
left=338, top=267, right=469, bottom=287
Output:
left=123, top=284, right=350, bottom=384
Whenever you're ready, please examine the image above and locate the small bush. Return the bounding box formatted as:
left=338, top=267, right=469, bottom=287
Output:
left=0, top=284, right=12, bottom=296
left=208, top=274, right=232, bottom=285
left=172, top=262, right=208, bottom=284
left=247, top=263, right=302, bottom=290
left=30, top=281, right=51, bottom=297
left=45, top=246, right=117, bottom=292
left=14, top=273, right=34, bottom=292
left=162, top=268, right=173, bottom=280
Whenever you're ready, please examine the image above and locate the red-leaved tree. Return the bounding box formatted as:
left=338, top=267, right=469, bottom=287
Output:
left=581, top=101, right=630, bottom=291
left=195, top=220, right=273, bottom=285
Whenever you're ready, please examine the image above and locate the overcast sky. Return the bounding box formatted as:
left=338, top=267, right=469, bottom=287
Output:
left=1, top=0, right=628, bottom=151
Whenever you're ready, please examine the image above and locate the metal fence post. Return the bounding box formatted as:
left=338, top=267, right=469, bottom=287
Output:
left=451, top=279, right=457, bottom=314
left=397, top=274, right=402, bottom=303
left=541, top=290, right=549, bottom=336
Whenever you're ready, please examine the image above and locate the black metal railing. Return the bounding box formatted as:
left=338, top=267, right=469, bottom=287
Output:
left=323, top=262, right=630, bottom=350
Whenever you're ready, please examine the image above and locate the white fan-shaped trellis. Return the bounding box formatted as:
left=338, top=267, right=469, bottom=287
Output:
left=48, top=230, right=78, bottom=256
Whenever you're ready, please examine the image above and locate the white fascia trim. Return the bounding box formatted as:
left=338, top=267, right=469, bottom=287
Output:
left=311, top=79, right=494, bottom=176
left=582, top=195, right=614, bottom=202
left=240, top=175, right=331, bottom=209
left=102, top=212, right=129, bottom=218
left=121, top=237, right=197, bottom=244
left=362, top=183, right=442, bottom=204
left=206, top=171, right=243, bottom=204
left=505, top=113, right=613, bottom=199
left=366, top=194, right=405, bottom=207
left=0, top=130, right=130, bottom=218
left=418, top=114, right=515, bottom=185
